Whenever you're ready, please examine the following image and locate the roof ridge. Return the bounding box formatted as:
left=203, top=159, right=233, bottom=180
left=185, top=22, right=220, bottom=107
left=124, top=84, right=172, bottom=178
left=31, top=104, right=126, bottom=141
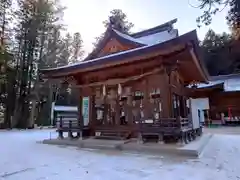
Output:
left=131, top=19, right=178, bottom=38
left=112, top=28, right=147, bottom=45
left=42, top=30, right=197, bottom=73
left=84, top=28, right=144, bottom=61
left=84, top=19, right=178, bottom=61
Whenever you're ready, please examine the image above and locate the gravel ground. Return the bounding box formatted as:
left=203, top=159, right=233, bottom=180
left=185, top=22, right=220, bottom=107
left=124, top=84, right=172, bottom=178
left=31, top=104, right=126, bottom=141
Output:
left=0, top=129, right=240, bottom=180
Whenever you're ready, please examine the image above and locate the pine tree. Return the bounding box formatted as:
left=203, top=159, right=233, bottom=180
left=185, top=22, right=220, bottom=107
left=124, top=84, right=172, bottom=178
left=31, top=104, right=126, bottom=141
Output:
left=201, top=29, right=233, bottom=75
left=12, top=0, right=66, bottom=128
left=69, top=32, right=84, bottom=64
left=195, top=0, right=240, bottom=38
left=57, top=33, right=72, bottom=67
left=0, top=0, right=14, bottom=128
left=0, top=0, right=12, bottom=50
left=93, top=9, right=134, bottom=48
left=227, top=0, right=240, bottom=39
left=103, top=9, right=134, bottom=33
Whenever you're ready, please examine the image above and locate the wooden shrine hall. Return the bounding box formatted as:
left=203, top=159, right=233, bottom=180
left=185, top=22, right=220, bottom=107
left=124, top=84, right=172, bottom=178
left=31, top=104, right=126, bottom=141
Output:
left=41, top=19, right=208, bottom=144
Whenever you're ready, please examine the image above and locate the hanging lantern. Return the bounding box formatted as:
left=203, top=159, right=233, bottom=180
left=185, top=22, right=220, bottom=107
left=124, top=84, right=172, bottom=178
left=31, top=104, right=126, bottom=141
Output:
left=118, top=84, right=122, bottom=95
left=103, top=85, right=106, bottom=96
left=0, top=65, right=5, bottom=73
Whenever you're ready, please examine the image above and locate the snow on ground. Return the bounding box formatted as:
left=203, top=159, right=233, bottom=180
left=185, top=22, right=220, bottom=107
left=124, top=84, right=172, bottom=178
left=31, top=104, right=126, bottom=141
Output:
left=0, top=129, right=240, bottom=180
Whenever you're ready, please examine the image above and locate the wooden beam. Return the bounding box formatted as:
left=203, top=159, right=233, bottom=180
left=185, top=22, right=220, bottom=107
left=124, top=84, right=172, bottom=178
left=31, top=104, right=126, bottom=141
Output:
left=189, top=47, right=208, bottom=82
left=73, top=67, right=164, bottom=88
left=44, top=44, right=186, bottom=78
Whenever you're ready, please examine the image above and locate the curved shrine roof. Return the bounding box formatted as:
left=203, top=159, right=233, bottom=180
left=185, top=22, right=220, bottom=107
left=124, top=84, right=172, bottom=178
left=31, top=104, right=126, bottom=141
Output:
left=131, top=19, right=177, bottom=38
left=84, top=19, right=178, bottom=61
left=113, top=28, right=178, bottom=46
left=41, top=30, right=208, bottom=81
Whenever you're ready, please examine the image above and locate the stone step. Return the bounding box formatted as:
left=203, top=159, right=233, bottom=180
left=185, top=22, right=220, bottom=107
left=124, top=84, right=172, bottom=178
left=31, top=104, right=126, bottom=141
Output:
left=95, top=136, right=124, bottom=140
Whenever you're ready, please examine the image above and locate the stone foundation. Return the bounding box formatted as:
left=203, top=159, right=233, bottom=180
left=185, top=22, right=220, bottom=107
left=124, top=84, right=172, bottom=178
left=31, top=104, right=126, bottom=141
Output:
left=42, top=134, right=212, bottom=158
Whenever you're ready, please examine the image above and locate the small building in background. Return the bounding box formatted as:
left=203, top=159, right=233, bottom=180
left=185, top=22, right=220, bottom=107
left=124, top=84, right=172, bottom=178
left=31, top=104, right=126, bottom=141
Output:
left=190, top=73, right=240, bottom=125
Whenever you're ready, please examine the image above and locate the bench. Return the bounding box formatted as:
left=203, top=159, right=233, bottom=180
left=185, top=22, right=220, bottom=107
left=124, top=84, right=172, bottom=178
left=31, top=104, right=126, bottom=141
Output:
left=55, top=113, right=90, bottom=139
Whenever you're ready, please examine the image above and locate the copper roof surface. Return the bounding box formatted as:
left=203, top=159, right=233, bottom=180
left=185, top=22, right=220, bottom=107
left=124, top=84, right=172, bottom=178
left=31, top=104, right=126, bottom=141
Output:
left=84, top=19, right=178, bottom=61
left=41, top=30, right=202, bottom=76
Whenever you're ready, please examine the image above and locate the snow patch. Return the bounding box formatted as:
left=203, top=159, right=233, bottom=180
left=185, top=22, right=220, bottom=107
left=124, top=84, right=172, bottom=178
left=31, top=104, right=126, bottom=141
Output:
left=197, top=78, right=240, bottom=91
left=114, top=28, right=178, bottom=46
left=136, top=29, right=178, bottom=45
left=0, top=130, right=240, bottom=179
left=113, top=29, right=145, bottom=45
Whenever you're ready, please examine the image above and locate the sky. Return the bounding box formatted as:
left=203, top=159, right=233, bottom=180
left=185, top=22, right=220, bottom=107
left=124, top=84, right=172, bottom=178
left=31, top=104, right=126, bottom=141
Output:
left=61, top=0, right=229, bottom=54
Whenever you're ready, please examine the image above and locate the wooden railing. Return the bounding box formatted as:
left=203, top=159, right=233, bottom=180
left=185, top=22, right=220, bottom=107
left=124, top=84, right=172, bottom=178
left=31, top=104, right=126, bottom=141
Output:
left=138, top=117, right=192, bottom=135
left=138, top=117, right=198, bottom=143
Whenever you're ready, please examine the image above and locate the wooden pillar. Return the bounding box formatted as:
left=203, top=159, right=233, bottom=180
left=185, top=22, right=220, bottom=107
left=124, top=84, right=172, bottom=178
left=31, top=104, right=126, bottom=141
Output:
left=177, top=95, right=181, bottom=117
left=168, top=73, right=173, bottom=118
left=142, top=80, right=149, bottom=119
left=115, top=94, right=120, bottom=125
left=78, top=91, right=83, bottom=125
left=159, top=72, right=170, bottom=118
left=126, top=87, right=133, bottom=125
left=78, top=89, right=83, bottom=139
left=89, top=93, right=96, bottom=128
left=102, top=85, right=108, bottom=125
left=162, top=64, right=175, bottom=118
left=182, top=96, right=187, bottom=117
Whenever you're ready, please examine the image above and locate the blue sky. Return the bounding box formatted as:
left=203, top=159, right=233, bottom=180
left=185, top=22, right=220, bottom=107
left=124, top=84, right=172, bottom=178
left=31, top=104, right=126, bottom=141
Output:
left=62, top=0, right=229, bottom=54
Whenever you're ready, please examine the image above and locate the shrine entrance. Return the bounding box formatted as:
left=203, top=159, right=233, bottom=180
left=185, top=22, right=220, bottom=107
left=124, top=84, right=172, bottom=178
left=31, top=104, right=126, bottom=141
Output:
left=91, top=79, right=165, bottom=139
left=93, top=85, right=135, bottom=139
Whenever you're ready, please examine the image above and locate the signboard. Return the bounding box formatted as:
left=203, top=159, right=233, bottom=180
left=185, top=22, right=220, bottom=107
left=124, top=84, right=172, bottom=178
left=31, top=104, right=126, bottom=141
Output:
left=192, top=98, right=209, bottom=110
left=190, top=98, right=209, bottom=129
left=189, top=98, right=200, bottom=129
left=82, top=97, right=89, bottom=126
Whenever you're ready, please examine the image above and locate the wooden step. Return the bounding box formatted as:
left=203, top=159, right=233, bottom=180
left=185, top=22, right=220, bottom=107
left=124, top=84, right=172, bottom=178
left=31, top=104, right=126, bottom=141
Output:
left=95, top=130, right=130, bottom=140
